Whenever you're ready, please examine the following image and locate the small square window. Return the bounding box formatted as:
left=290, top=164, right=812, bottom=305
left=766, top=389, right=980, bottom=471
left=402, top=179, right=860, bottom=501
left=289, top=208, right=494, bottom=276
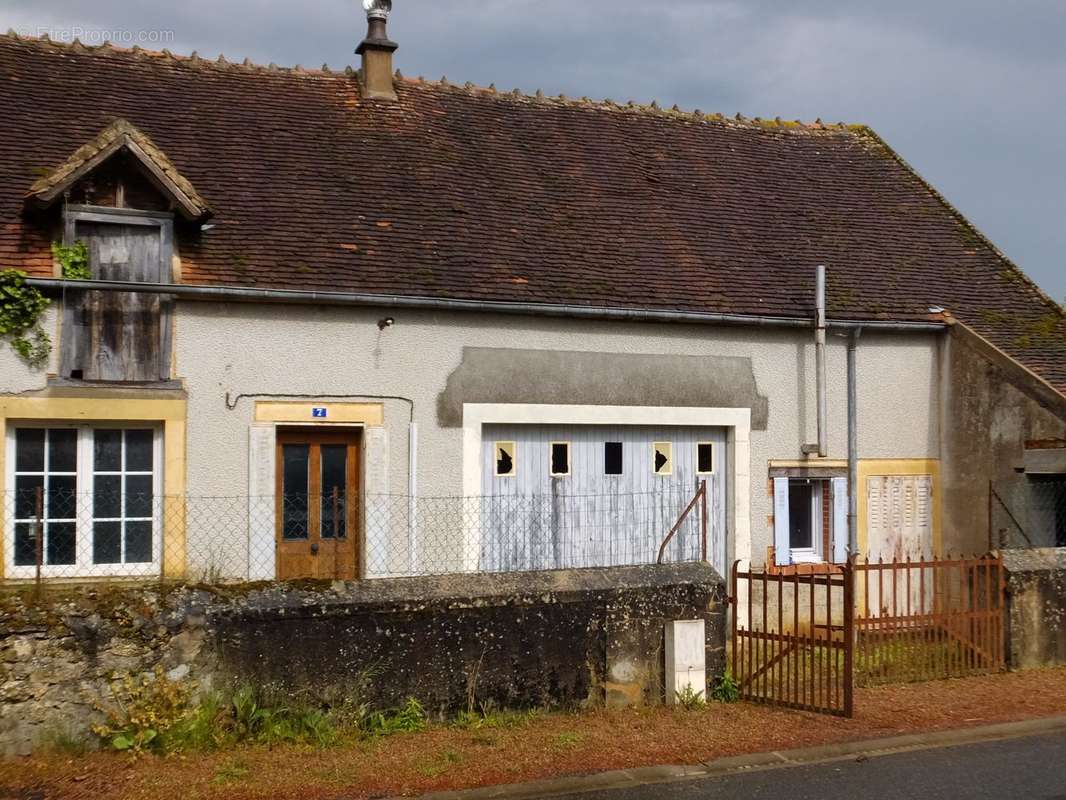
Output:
left=653, top=442, right=673, bottom=475
left=494, top=442, right=516, bottom=477
left=697, top=443, right=715, bottom=474
left=604, top=442, right=623, bottom=476
left=550, top=442, right=570, bottom=476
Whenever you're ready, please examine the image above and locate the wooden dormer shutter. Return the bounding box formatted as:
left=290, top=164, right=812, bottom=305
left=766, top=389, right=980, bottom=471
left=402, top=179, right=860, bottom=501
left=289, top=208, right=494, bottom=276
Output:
left=61, top=207, right=174, bottom=382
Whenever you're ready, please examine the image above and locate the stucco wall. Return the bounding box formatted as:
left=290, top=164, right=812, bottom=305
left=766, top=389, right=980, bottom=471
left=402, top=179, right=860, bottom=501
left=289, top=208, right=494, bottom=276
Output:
left=173, top=303, right=940, bottom=570
left=0, top=306, right=59, bottom=395
left=1, top=300, right=943, bottom=574
left=940, top=326, right=1066, bottom=555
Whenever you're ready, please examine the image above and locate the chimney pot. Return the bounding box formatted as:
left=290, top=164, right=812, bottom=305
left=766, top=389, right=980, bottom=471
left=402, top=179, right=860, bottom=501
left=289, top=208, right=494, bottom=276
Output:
left=356, top=0, right=398, bottom=100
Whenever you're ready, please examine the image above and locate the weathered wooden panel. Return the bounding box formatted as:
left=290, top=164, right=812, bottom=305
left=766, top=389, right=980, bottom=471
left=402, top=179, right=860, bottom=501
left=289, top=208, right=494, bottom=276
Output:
left=480, top=425, right=727, bottom=573
left=61, top=219, right=172, bottom=382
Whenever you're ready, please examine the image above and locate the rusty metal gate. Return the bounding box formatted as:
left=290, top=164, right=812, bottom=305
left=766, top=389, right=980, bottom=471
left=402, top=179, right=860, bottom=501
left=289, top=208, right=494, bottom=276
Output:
left=854, top=555, right=1006, bottom=686
left=730, top=554, right=1007, bottom=717
left=730, top=562, right=854, bottom=718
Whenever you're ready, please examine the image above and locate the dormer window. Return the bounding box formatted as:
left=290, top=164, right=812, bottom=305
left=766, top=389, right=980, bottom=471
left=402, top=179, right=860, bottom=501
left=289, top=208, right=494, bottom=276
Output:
left=24, top=119, right=211, bottom=384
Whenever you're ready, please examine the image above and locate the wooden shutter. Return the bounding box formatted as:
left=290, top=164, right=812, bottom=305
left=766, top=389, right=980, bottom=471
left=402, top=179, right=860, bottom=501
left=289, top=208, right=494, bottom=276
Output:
left=61, top=212, right=173, bottom=382
left=832, top=476, right=849, bottom=563
left=773, top=477, right=791, bottom=566
left=867, top=477, right=886, bottom=561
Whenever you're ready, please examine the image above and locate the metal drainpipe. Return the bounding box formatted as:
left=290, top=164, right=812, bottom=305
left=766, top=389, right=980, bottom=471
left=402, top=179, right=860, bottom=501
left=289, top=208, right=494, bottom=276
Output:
left=847, top=327, right=863, bottom=556
left=816, top=265, right=828, bottom=458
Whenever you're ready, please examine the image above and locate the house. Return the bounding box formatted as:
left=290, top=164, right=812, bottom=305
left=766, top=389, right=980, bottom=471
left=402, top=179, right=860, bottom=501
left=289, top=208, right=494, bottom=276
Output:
left=0, top=5, right=1064, bottom=587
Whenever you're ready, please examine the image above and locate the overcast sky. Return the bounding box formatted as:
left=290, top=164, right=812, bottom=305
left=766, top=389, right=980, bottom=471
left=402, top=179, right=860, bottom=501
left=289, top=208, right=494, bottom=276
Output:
left=7, top=0, right=1065, bottom=301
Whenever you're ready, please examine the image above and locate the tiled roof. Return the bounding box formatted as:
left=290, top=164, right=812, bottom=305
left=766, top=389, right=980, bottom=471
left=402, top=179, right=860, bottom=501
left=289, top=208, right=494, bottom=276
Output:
left=1, top=34, right=1063, bottom=392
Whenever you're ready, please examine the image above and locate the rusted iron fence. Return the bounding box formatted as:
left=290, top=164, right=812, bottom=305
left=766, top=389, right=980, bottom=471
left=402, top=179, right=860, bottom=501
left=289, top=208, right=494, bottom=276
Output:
left=730, top=562, right=854, bottom=718
left=730, top=554, right=1007, bottom=717
left=854, top=555, right=1005, bottom=686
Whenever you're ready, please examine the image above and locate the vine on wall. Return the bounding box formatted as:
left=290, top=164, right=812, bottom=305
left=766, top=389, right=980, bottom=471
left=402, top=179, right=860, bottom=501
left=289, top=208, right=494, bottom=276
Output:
left=0, top=269, right=51, bottom=368
left=52, top=241, right=91, bottom=280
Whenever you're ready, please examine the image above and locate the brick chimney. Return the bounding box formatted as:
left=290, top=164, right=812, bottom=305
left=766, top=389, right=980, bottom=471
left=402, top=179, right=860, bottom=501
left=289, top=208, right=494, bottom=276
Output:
left=356, top=0, right=398, bottom=101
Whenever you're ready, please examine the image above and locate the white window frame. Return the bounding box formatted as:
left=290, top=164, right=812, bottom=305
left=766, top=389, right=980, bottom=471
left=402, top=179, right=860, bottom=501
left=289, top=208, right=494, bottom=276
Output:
left=549, top=441, right=571, bottom=477
left=653, top=442, right=673, bottom=476
left=788, top=479, right=824, bottom=564
left=696, top=442, right=716, bottom=475
left=4, top=423, right=164, bottom=579
left=603, top=441, right=624, bottom=477
left=493, top=441, right=517, bottom=478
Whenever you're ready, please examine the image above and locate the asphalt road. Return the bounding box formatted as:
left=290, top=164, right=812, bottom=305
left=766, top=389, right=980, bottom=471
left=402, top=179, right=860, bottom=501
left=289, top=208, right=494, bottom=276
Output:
left=551, top=732, right=1066, bottom=800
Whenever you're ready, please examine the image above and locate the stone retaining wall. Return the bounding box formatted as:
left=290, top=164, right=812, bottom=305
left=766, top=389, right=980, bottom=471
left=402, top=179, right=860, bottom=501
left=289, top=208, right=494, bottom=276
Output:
left=0, top=563, right=726, bottom=756
left=1004, top=548, right=1066, bottom=670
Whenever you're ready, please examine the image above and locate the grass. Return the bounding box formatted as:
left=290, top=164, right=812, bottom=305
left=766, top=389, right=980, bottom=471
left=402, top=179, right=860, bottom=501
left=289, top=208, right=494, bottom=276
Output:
left=213, top=761, right=250, bottom=786
left=3, top=668, right=1066, bottom=800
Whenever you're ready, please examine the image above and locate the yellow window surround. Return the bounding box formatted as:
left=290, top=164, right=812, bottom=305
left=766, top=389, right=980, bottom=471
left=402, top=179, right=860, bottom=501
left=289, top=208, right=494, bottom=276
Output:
left=253, top=401, right=384, bottom=426
left=0, top=395, right=187, bottom=581
left=856, top=459, right=942, bottom=559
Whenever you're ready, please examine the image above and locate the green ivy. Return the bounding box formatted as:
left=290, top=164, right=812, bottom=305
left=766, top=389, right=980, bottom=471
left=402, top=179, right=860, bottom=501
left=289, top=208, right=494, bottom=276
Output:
left=0, top=269, right=51, bottom=368
left=52, top=241, right=91, bottom=280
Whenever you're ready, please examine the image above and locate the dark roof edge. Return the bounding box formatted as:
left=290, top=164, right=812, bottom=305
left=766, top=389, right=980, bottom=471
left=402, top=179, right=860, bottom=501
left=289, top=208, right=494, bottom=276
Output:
left=25, top=277, right=947, bottom=333
left=854, top=125, right=1065, bottom=321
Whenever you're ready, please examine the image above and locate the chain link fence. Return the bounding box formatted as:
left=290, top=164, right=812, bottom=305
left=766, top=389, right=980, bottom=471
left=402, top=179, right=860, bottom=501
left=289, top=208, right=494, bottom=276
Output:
left=2, top=485, right=715, bottom=585
left=991, top=478, right=1066, bottom=550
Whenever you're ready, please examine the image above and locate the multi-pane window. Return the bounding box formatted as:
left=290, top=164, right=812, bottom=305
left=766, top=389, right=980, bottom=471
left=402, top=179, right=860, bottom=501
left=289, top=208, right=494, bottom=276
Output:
left=12, top=429, right=77, bottom=567
left=92, top=430, right=156, bottom=564
left=6, top=426, right=161, bottom=577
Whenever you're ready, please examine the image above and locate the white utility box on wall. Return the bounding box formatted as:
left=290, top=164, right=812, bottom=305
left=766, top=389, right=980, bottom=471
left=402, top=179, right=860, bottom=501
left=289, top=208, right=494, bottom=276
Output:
left=665, top=619, right=707, bottom=703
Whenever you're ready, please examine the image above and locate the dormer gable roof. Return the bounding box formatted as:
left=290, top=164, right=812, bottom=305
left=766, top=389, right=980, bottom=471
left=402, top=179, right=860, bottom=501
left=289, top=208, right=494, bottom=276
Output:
left=25, top=118, right=212, bottom=220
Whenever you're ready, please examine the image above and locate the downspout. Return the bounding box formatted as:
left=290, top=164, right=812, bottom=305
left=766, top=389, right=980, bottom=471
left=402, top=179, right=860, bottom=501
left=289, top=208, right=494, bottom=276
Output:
left=802, top=265, right=829, bottom=457
left=847, top=327, right=863, bottom=556
left=816, top=265, right=829, bottom=458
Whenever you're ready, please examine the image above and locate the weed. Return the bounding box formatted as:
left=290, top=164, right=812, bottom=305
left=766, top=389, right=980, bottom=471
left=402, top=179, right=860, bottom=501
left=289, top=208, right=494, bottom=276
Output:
left=418, top=749, right=462, bottom=778
left=39, top=727, right=92, bottom=756
left=452, top=705, right=538, bottom=731
left=163, top=691, right=228, bottom=751
left=159, top=684, right=338, bottom=753
left=553, top=731, right=581, bottom=748
left=92, top=666, right=195, bottom=754
left=213, top=760, right=250, bottom=785
left=362, top=697, right=427, bottom=737
left=675, top=683, right=708, bottom=711
left=711, top=672, right=741, bottom=704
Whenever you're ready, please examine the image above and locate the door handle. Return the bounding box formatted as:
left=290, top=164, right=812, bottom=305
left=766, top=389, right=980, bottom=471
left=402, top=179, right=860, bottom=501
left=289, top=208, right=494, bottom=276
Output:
left=310, top=543, right=320, bottom=556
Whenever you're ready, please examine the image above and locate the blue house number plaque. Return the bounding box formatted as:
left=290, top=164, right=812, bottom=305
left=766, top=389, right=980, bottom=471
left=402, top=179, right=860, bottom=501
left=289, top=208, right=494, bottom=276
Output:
left=312, top=407, right=328, bottom=419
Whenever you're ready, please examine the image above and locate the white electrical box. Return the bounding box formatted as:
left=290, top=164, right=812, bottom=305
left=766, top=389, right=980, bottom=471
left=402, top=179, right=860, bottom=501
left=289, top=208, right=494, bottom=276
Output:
left=665, top=619, right=706, bottom=704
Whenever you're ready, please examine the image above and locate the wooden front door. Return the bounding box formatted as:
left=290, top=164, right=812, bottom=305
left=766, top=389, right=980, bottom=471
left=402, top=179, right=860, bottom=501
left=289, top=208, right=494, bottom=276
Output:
left=275, top=428, right=361, bottom=581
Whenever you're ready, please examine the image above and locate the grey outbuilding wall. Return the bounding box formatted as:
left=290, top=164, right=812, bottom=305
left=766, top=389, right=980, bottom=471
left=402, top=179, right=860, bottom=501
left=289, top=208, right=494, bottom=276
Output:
left=940, top=324, right=1066, bottom=555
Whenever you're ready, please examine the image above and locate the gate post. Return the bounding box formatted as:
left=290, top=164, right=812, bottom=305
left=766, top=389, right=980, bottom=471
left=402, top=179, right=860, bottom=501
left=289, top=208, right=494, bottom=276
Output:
left=843, top=557, right=855, bottom=718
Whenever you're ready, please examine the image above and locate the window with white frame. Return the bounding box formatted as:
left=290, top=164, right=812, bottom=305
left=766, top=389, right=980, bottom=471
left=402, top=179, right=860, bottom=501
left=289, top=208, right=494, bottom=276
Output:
left=6, top=425, right=162, bottom=577
left=773, top=475, right=848, bottom=566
